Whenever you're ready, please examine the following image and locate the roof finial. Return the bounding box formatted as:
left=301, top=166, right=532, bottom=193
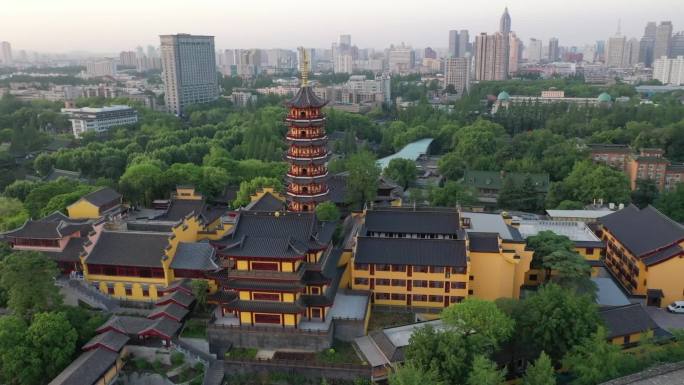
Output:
left=297, top=47, right=309, bottom=87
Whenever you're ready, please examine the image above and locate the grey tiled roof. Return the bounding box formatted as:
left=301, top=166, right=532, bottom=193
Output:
left=85, top=231, right=169, bottom=268
left=286, top=86, right=327, bottom=108
left=355, top=237, right=467, bottom=267
left=148, top=303, right=189, bottom=321
left=79, top=187, right=121, bottom=208
left=170, top=242, right=219, bottom=271
left=82, top=330, right=129, bottom=352
left=2, top=220, right=66, bottom=239
left=160, top=199, right=206, bottom=222
left=468, top=232, right=500, bottom=252
left=600, top=205, right=684, bottom=260
left=96, top=315, right=154, bottom=335
left=43, top=237, right=88, bottom=262
left=47, top=347, right=119, bottom=385
left=364, top=208, right=461, bottom=235
left=244, top=192, right=285, bottom=211
left=156, top=290, right=195, bottom=308
left=599, top=303, right=659, bottom=339
left=139, top=317, right=181, bottom=338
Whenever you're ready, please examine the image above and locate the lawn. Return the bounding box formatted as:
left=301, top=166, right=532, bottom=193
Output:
left=367, top=310, right=414, bottom=331
left=315, top=339, right=364, bottom=365
left=180, top=318, right=208, bottom=338
left=225, top=347, right=258, bottom=359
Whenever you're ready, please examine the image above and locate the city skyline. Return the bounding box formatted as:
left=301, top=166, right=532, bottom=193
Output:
left=2, top=0, right=684, bottom=53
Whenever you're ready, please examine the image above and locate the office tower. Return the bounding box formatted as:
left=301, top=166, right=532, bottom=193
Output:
left=135, top=46, right=144, bottom=57
left=458, top=30, right=470, bottom=58
left=508, top=32, right=521, bottom=74
left=0, top=41, right=12, bottom=65
left=623, top=38, right=640, bottom=66
left=86, top=59, right=117, bottom=77
left=423, top=47, right=437, bottom=60
left=671, top=32, right=684, bottom=57
left=339, top=34, right=351, bottom=47
left=449, top=30, right=459, bottom=57
left=606, top=35, right=626, bottom=67
left=236, top=49, right=261, bottom=77
left=527, top=38, right=543, bottom=63
left=499, top=7, right=511, bottom=76
left=595, top=40, right=606, bottom=61
left=160, top=34, right=218, bottom=117
left=332, top=35, right=354, bottom=74
left=388, top=44, right=415, bottom=73
left=639, top=22, right=657, bottom=66
left=119, top=51, right=137, bottom=67
left=654, top=21, right=673, bottom=59
left=147, top=45, right=158, bottom=58
left=548, top=38, right=559, bottom=62
left=653, top=56, right=684, bottom=85
left=444, top=57, right=470, bottom=95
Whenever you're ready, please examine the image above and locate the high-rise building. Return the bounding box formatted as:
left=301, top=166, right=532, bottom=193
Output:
left=444, top=57, right=470, bottom=95
left=332, top=34, right=354, bottom=74
left=0, top=41, right=12, bottom=65
left=339, top=34, right=351, bottom=47
left=474, top=33, right=507, bottom=81
left=639, top=22, right=657, bottom=66
left=119, top=51, right=137, bottom=67
left=424, top=47, right=437, bottom=59
left=654, top=21, right=673, bottom=59
left=653, top=56, right=684, bottom=85
left=606, top=35, right=627, bottom=67
left=548, top=38, right=560, bottom=62
left=499, top=7, right=511, bottom=76
left=147, top=45, right=158, bottom=58
left=448, top=30, right=459, bottom=57
left=86, top=60, right=117, bottom=77
left=595, top=40, right=606, bottom=62
left=671, top=32, right=684, bottom=58
left=160, top=34, right=218, bottom=117
left=388, top=44, right=415, bottom=73
left=527, top=38, right=543, bottom=63
left=458, top=30, right=470, bottom=58
left=623, top=38, right=640, bottom=67
left=508, top=32, right=521, bottom=74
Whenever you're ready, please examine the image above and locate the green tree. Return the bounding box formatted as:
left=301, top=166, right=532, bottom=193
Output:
left=3, top=180, right=39, bottom=201
left=389, top=363, right=444, bottom=385
left=119, top=161, right=163, bottom=206
left=428, top=181, right=477, bottom=207
left=441, top=298, right=514, bottom=347
left=345, top=151, right=380, bottom=209
left=523, top=352, right=556, bottom=385
left=315, top=201, right=340, bottom=221
left=542, top=250, right=596, bottom=295
left=0, top=315, right=36, bottom=385
left=437, top=152, right=465, bottom=181
left=33, top=153, right=54, bottom=177
left=0, top=197, right=29, bottom=232
left=27, top=312, right=78, bottom=382
left=526, top=230, right=575, bottom=265
left=233, top=176, right=283, bottom=208
left=0, top=251, right=61, bottom=319
left=631, top=179, right=659, bottom=208
left=191, top=279, right=209, bottom=313
left=467, top=355, right=505, bottom=385
left=563, top=327, right=623, bottom=385
left=655, top=183, right=684, bottom=222
left=518, top=284, right=600, bottom=363
left=384, top=158, right=417, bottom=189
left=546, top=161, right=630, bottom=208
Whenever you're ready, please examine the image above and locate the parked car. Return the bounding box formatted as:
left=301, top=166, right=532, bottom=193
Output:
left=667, top=301, right=684, bottom=313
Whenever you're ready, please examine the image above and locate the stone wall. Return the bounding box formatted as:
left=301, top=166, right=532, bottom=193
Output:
left=208, top=325, right=333, bottom=354
left=332, top=318, right=366, bottom=342
left=223, top=358, right=371, bottom=382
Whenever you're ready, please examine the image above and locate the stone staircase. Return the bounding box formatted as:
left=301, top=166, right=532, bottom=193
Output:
left=64, top=279, right=119, bottom=312
left=202, top=360, right=224, bottom=385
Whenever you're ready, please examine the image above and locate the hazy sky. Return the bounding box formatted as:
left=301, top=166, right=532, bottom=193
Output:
left=2, top=0, right=683, bottom=53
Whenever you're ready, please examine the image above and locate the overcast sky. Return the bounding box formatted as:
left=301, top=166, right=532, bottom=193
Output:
left=2, top=0, right=683, bottom=53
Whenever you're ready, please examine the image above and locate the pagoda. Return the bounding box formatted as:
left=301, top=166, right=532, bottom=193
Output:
left=284, top=48, right=330, bottom=212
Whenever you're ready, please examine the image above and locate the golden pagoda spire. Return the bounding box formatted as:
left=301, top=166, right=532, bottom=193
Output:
left=297, top=46, right=309, bottom=86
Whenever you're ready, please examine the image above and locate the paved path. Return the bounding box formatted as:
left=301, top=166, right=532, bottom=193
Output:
left=645, top=307, right=684, bottom=331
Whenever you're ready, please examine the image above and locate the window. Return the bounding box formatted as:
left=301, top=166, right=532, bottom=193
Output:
left=414, top=265, right=429, bottom=273
left=375, top=293, right=390, bottom=300
left=585, top=248, right=594, bottom=255
left=107, top=286, right=115, bottom=295
left=253, top=292, right=280, bottom=301
left=392, top=265, right=407, bottom=272
left=429, top=295, right=443, bottom=303
left=412, top=294, right=428, bottom=302
left=354, top=278, right=369, bottom=285
left=125, top=287, right=132, bottom=296
left=450, top=296, right=465, bottom=304
left=391, top=279, right=406, bottom=287
left=252, top=262, right=279, bottom=271
left=452, top=267, right=467, bottom=274
left=623, top=335, right=631, bottom=345
left=311, top=308, right=322, bottom=318
left=469, top=275, right=474, bottom=281
left=376, top=279, right=391, bottom=286
left=391, top=294, right=406, bottom=301
left=254, top=314, right=281, bottom=324
left=354, top=263, right=369, bottom=271
left=429, top=281, right=444, bottom=288
left=468, top=289, right=474, bottom=295
left=412, top=280, right=428, bottom=288
left=450, top=282, right=466, bottom=289
left=430, top=266, right=445, bottom=274
left=142, top=288, right=149, bottom=297
left=310, top=287, right=321, bottom=294
left=529, top=274, right=538, bottom=281
left=376, top=264, right=391, bottom=271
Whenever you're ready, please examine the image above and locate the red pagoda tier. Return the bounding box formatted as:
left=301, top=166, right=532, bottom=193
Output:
left=284, top=86, right=330, bottom=212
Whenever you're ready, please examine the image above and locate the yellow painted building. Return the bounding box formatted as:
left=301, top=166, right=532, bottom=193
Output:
left=599, top=303, right=662, bottom=348
left=67, top=187, right=122, bottom=219
left=349, top=208, right=534, bottom=310
left=600, top=205, right=684, bottom=307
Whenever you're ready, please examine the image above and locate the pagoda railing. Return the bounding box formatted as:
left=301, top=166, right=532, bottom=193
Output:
left=287, top=149, right=327, bottom=158
left=287, top=186, right=327, bottom=195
